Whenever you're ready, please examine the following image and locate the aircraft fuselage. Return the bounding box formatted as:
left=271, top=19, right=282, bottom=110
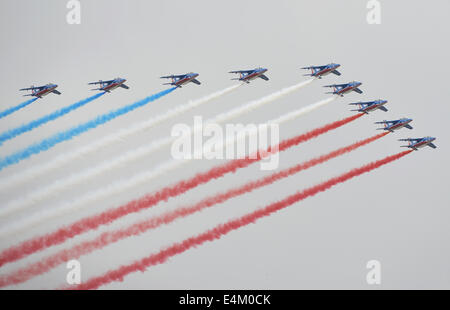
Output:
left=240, top=69, right=267, bottom=82
left=34, top=86, right=57, bottom=98
left=101, top=80, right=125, bottom=92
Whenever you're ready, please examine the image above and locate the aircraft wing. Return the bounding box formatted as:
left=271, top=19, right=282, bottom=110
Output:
left=323, top=83, right=346, bottom=88
left=191, top=79, right=201, bottom=85
left=119, top=84, right=130, bottom=89
left=348, top=102, right=362, bottom=106
left=20, top=86, right=42, bottom=91
left=428, top=143, right=437, bottom=149
left=398, top=138, right=419, bottom=142
left=331, top=70, right=341, bottom=76
left=404, top=124, right=413, bottom=129
left=229, top=70, right=254, bottom=74
left=259, top=74, right=269, bottom=81
left=160, top=75, right=184, bottom=79
left=302, top=65, right=324, bottom=70
left=353, top=88, right=363, bottom=94
left=88, top=80, right=114, bottom=85
left=52, top=90, right=62, bottom=95
left=378, top=106, right=388, bottom=112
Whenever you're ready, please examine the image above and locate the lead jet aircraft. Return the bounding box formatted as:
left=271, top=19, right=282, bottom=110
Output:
left=229, top=68, right=269, bottom=83
left=324, top=81, right=363, bottom=96
left=301, top=63, right=341, bottom=79
left=376, top=118, right=413, bottom=132
left=399, top=137, right=437, bottom=150
left=88, top=78, right=129, bottom=93
left=349, top=99, right=388, bottom=114
left=19, top=83, right=61, bottom=98
left=160, top=73, right=201, bottom=88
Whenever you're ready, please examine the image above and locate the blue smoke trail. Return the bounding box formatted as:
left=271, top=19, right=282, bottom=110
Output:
left=0, top=92, right=105, bottom=146
left=0, top=98, right=37, bottom=120
left=0, top=87, right=176, bottom=171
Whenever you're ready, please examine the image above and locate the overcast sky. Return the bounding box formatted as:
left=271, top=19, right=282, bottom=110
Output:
left=0, top=0, right=449, bottom=289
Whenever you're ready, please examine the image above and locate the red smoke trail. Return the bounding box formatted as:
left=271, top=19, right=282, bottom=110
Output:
left=0, top=131, right=388, bottom=287
left=71, top=150, right=412, bottom=290
left=0, top=113, right=363, bottom=268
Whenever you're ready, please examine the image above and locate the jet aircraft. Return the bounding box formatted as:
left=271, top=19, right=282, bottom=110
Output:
left=324, top=81, right=363, bottom=96
left=19, top=84, right=61, bottom=98
left=375, top=118, right=413, bottom=132
left=399, top=137, right=437, bottom=150
left=229, top=68, right=269, bottom=83
left=160, top=73, right=201, bottom=88
left=88, top=78, right=129, bottom=93
left=349, top=99, right=388, bottom=114
left=301, top=63, right=341, bottom=79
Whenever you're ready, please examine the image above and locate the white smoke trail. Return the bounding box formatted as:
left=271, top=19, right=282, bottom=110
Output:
left=270, top=96, right=336, bottom=125
left=0, top=93, right=338, bottom=240
left=0, top=84, right=241, bottom=192
left=0, top=80, right=313, bottom=219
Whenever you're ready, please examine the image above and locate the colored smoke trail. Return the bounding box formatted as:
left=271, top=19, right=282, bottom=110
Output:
left=0, top=132, right=389, bottom=287
left=0, top=81, right=313, bottom=218
left=0, top=87, right=176, bottom=171
left=208, top=79, right=314, bottom=124
left=0, top=85, right=242, bottom=217
left=0, top=98, right=37, bottom=120
left=0, top=113, right=362, bottom=267
left=271, top=96, right=336, bottom=124
left=0, top=84, right=241, bottom=191
left=73, top=150, right=413, bottom=290
left=0, top=80, right=306, bottom=192
left=0, top=93, right=105, bottom=145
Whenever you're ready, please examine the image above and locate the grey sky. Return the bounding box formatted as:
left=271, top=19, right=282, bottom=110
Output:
left=0, top=0, right=449, bottom=289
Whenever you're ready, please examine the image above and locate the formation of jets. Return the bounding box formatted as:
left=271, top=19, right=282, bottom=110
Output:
left=17, top=63, right=436, bottom=150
